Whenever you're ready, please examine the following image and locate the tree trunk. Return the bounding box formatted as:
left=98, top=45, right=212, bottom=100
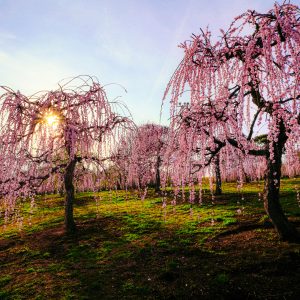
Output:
left=64, top=159, right=77, bottom=233
left=155, top=155, right=161, bottom=192
left=264, top=123, right=299, bottom=242
left=59, top=187, right=64, bottom=197
left=215, top=154, right=222, bottom=195
left=242, top=168, right=250, bottom=183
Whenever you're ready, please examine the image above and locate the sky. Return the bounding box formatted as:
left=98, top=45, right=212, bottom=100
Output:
left=0, top=0, right=298, bottom=125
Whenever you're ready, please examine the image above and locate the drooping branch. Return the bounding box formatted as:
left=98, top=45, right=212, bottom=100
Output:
left=164, top=2, right=300, bottom=242
left=0, top=75, right=135, bottom=227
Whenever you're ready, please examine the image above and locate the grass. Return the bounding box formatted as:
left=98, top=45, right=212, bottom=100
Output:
left=0, top=178, right=299, bottom=299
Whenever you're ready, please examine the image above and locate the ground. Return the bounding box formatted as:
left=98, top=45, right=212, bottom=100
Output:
left=0, top=179, right=300, bottom=299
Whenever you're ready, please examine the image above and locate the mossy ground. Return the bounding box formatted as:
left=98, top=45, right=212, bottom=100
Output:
left=0, top=178, right=300, bottom=299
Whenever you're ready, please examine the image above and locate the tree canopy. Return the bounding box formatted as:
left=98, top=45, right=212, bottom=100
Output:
left=164, top=3, right=300, bottom=241
left=0, top=75, right=133, bottom=231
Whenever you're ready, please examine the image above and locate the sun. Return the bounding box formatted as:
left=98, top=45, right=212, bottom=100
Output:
left=43, top=111, right=60, bottom=129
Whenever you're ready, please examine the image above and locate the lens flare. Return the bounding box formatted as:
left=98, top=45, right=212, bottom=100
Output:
left=43, top=111, right=60, bottom=129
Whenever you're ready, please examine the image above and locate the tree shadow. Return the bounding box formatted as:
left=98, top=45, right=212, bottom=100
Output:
left=1, top=208, right=300, bottom=299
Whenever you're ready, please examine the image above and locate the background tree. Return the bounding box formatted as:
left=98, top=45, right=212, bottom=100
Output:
left=218, top=146, right=266, bottom=183
left=164, top=3, right=300, bottom=242
left=113, top=123, right=168, bottom=193
left=131, top=124, right=168, bottom=192
left=111, top=130, right=136, bottom=190
left=0, top=75, right=133, bottom=232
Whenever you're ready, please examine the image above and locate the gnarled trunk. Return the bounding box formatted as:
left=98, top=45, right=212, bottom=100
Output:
left=64, top=159, right=77, bottom=233
left=215, top=154, right=222, bottom=195
left=264, top=123, right=299, bottom=242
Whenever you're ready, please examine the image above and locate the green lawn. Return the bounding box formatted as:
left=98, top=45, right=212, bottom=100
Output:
left=0, top=178, right=300, bottom=299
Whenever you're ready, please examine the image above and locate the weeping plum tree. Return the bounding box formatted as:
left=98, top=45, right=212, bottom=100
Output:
left=0, top=75, right=133, bottom=233
left=113, top=123, right=168, bottom=192
left=110, top=133, right=135, bottom=190
left=165, top=102, right=255, bottom=200
left=164, top=3, right=300, bottom=242
left=131, top=124, right=168, bottom=192
left=220, top=148, right=266, bottom=183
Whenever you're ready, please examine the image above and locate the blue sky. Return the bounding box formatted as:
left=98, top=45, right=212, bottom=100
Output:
left=0, top=0, right=295, bottom=124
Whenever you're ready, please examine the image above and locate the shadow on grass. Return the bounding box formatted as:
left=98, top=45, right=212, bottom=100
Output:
left=0, top=209, right=246, bottom=299
left=1, top=178, right=300, bottom=299
left=1, top=212, right=300, bottom=299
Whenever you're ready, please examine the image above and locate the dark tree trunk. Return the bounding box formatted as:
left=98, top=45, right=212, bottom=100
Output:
left=242, top=168, right=251, bottom=183
left=215, top=154, right=222, bottom=195
left=264, top=121, right=299, bottom=242
left=155, top=155, right=161, bottom=192
left=64, top=159, right=77, bottom=233
left=59, top=187, right=64, bottom=197
left=117, top=174, right=122, bottom=190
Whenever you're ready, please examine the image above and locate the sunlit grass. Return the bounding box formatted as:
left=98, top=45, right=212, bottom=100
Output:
left=0, top=179, right=297, bottom=258
left=1, top=178, right=299, bottom=240
left=0, top=178, right=299, bottom=299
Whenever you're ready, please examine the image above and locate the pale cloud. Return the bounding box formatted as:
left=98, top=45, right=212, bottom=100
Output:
left=0, top=31, right=17, bottom=47
left=0, top=50, right=75, bottom=95
left=101, top=39, right=134, bottom=67
left=0, top=0, right=289, bottom=124
left=0, top=31, right=16, bottom=41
